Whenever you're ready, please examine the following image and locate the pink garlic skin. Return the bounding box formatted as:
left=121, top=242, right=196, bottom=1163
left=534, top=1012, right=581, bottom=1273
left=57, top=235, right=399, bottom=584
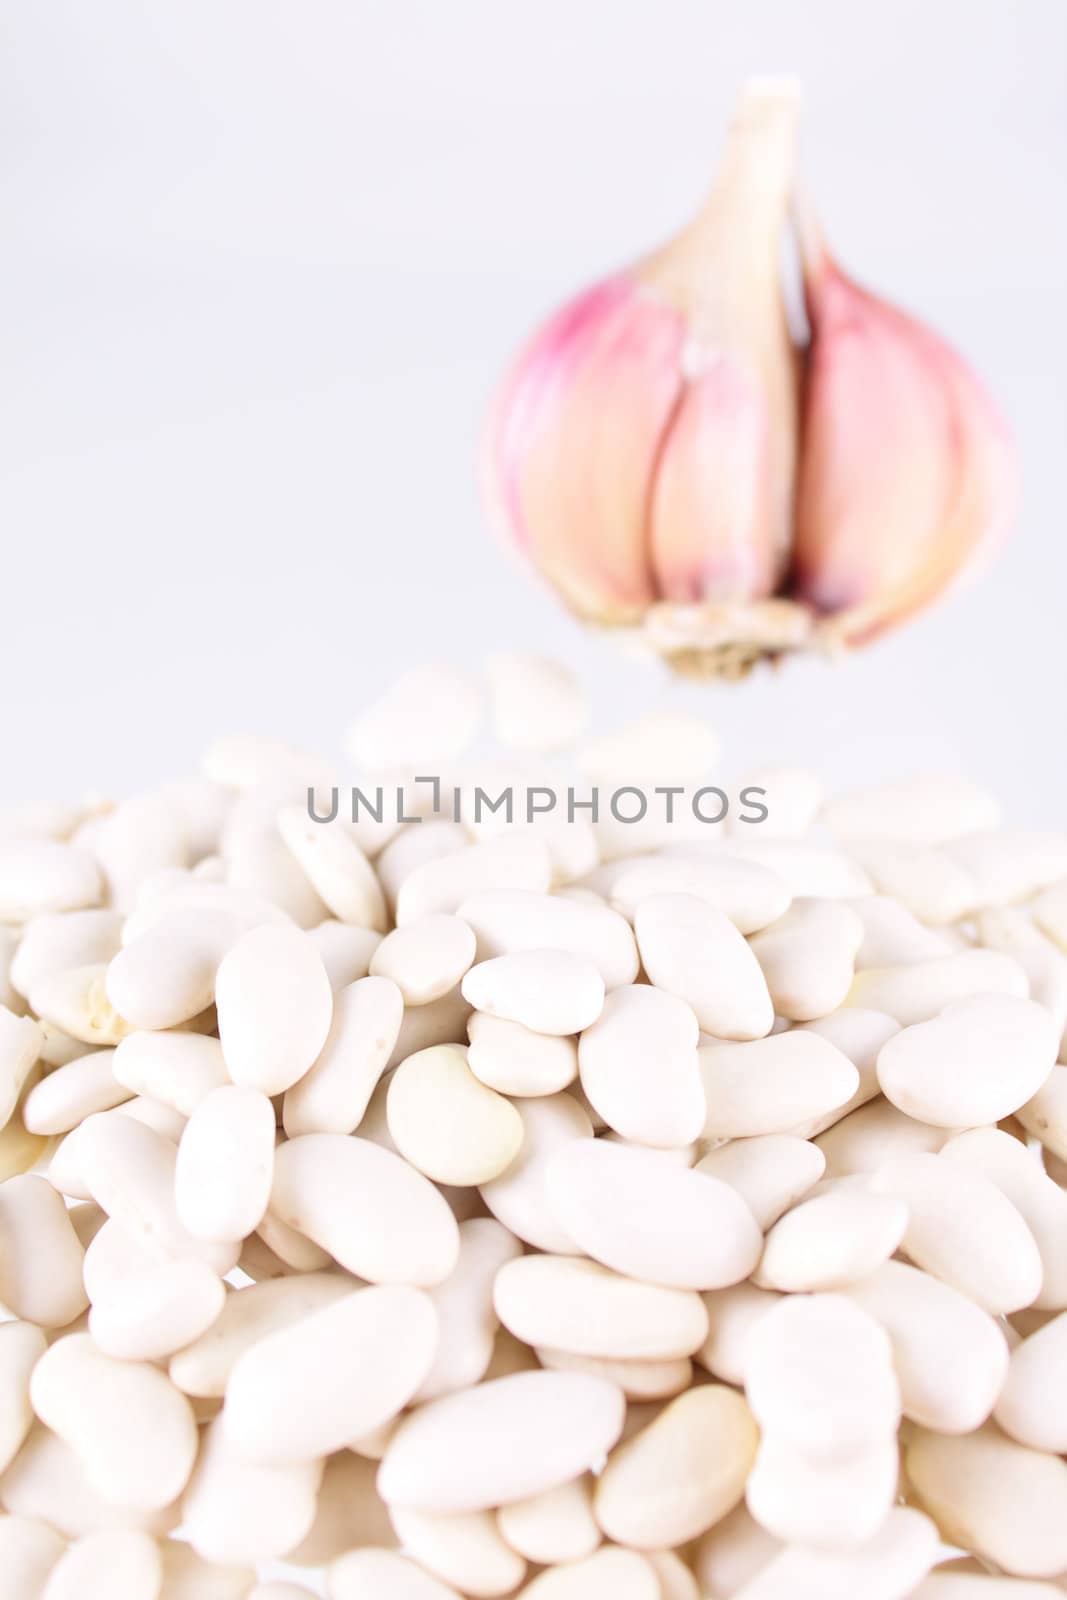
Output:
left=484, top=82, right=800, bottom=631
left=793, top=247, right=1018, bottom=647
left=486, top=275, right=685, bottom=621
left=647, top=351, right=779, bottom=604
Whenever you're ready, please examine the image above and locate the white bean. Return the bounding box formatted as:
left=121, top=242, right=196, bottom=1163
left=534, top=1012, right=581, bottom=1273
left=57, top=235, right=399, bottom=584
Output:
left=744, top=1293, right=900, bottom=1459
left=546, top=1138, right=761, bottom=1289
left=851, top=895, right=953, bottom=968
left=77, top=1114, right=238, bottom=1276
left=871, top=1152, right=1042, bottom=1314
left=111, top=1033, right=228, bottom=1116
left=309, top=920, right=382, bottom=988
left=28, top=965, right=131, bottom=1047
left=496, top=1477, right=600, bottom=1566
left=611, top=857, right=790, bottom=936
left=0, top=1176, right=87, bottom=1327
left=939, top=1127, right=1067, bottom=1310
left=0, top=1322, right=47, bottom=1476
left=1018, top=1064, right=1067, bottom=1159
left=457, top=889, right=638, bottom=989
left=790, top=1007, right=899, bottom=1135
left=692, top=1502, right=781, bottom=1598
left=157, top=1541, right=253, bottom=1600
left=105, top=909, right=235, bottom=1030
left=283, top=975, right=403, bottom=1137
left=745, top=1434, right=898, bottom=1549
left=88, top=1259, right=225, bottom=1361
left=277, top=808, right=387, bottom=932
left=0, top=1514, right=67, bottom=1599
left=754, top=1186, right=907, bottom=1291
left=712, top=839, right=871, bottom=900
left=822, top=776, right=1000, bottom=845
left=224, top=1284, right=437, bottom=1462
left=537, top=1345, right=691, bottom=1400
left=515, top=1546, right=661, bottom=1598
left=30, top=1335, right=197, bottom=1512
left=462, top=950, right=604, bottom=1036
left=329, top=1548, right=462, bottom=1599
left=399, top=841, right=553, bottom=927
left=221, top=784, right=329, bottom=928
left=905, top=1422, right=1067, bottom=1577
left=377, top=1371, right=625, bottom=1513
left=23, top=1050, right=131, bottom=1136
left=377, top=821, right=466, bottom=908
left=946, top=830, right=1067, bottom=907
left=847, top=841, right=979, bottom=925
left=388, top=1505, right=526, bottom=1598
left=270, top=1132, right=459, bottom=1285
left=386, top=1045, right=524, bottom=1186
left=907, top=1574, right=1064, bottom=1597
left=695, top=1136, right=825, bottom=1230
left=179, top=1415, right=321, bottom=1566
left=0, top=1421, right=178, bottom=1538
left=732, top=1504, right=939, bottom=1600
left=594, top=1385, right=757, bottom=1548
left=843, top=1259, right=1009, bottom=1433
left=578, top=985, right=704, bottom=1148
left=467, top=1013, right=577, bottom=1097
left=697, top=1282, right=783, bottom=1387
left=216, top=923, right=332, bottom=1094
left=175, top=1085, right=274, bottom=1242
left=345, top=664, right=483, bottom=770
left=0, top=841, right=102, bottom=922
left=480, top=1093, right=592, bottom=1253
left=386, top=985, right=473, bottom=1069
left=749, top=899, right=864, bottom=1021
left=371, top=915, right=476, bottom=1006
left=12, top=915, right=123, bottom=1006
left=91, top=794, right=188, bottom=913
left=849, top=949, right=1029, bottom=1026
left=634, top=893, right=774, bottom=1039
left=0, top=1009, right=43, bottom=1129
left=39, top=1529, right=162, bottom=1600
left=493, top=1255, right=708, bottom=1361
left=698, top=1033, right=858, bottom=1140
left=416, top=1218, right=522, bottom=1403
left=815, top=1096, right=948, bottom=1178
left=995, top=1312, right=1067, bottom=1451
left=168, top=1271, right=353, bottom=1397
left=728, top=766, right=823, bottom=840
left=486, top=654, right=588, bottom=753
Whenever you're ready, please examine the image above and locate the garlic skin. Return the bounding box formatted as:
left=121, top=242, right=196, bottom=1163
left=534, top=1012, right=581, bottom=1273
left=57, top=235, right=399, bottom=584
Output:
left=486, top=78, right=1018, bottom=680
left=488, top=274, right=686, bottom=622
left=485, top=80, right=804, bottom=676
left=793, top=213, right=1018, bottom=648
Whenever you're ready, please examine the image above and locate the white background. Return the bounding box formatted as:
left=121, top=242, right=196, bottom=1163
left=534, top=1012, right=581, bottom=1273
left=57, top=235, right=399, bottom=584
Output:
left=2, top=0, right=1065, bottom=815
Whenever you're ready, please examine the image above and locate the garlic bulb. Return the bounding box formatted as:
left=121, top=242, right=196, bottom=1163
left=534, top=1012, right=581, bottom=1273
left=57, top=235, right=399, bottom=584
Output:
left=484, top=79, right=1016, bottom=679
left=793, top=205, right=1017, bottom=649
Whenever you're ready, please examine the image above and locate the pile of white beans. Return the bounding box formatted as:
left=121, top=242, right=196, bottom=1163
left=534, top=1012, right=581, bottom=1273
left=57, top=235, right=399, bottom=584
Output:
left=3, top=654, right=1067, bottom=1600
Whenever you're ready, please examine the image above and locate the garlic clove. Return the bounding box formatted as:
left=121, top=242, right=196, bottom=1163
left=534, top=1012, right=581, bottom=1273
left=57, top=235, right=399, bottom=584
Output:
left=647, top=354, right=784, bottom=605
left=640, top=79, right=800, bottom=611
left=793, top=210, right=1018, bottom=647
left=485, top=276, right=685, bottom=623
left=485, top=79, right=801, bottom=653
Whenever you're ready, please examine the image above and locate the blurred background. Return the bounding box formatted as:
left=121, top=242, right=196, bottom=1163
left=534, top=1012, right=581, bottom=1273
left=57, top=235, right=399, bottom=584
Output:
left=2, top=0, right=1065, bottom=812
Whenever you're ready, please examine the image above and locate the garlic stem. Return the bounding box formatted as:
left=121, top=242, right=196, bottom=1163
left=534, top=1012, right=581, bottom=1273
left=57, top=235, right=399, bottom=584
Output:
left=644, top=77, right=801, bottom=324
